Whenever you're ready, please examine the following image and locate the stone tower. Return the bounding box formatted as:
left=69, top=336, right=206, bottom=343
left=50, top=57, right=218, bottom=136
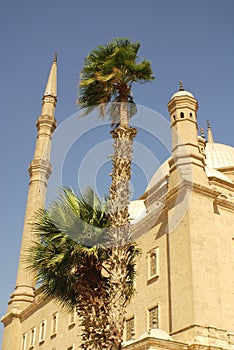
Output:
left=1, top=55, right=57, bottom=349
left=167, top=81, right=207, bottom=188
left=125, top=83, right=234, bottom=349
left=166, top=83, right=232, bottom=341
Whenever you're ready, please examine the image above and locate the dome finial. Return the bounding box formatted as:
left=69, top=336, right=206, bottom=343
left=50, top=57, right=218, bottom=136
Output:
left=179, top=81, right=184, bottom=91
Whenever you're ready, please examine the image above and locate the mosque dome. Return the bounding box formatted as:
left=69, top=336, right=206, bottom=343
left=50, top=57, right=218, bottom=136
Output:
left=146, top=159, right=170, bottom=192
left=128, top=200, right=147, bottom=224
left=145, top=142, right=234, bottom=194
left=170, top=81, right=195, bottom=100
left=139, top=328, right=173, bottom=341
left=205, top=143, right=234, bottom=169
left=122, top=339, right=135, bottom=347
left=170, top=90, right=195, bottom=100
left=122, top=327, right=173, bottom=347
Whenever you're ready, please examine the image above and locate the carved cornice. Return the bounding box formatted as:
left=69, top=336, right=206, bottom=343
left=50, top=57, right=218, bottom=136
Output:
left=20, top=293, right=50, bottom=322
left=36, top=114, right=57, bottom=132
left=208, top=177, right=234, bottom=192
left=132, top=177, right=234, bottom=238
left=166, top=180, right=220, bottom=201
left=1, top=309, right=21, bottom=326
left=28, top=159, right=52, bottom=182
left=1, top=290, right=50, bottom=326
left=123, top=336, right=188, bottom=350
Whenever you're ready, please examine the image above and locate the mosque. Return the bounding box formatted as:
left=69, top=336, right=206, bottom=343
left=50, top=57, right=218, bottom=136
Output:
left=1, top=57, right=234, bottom=350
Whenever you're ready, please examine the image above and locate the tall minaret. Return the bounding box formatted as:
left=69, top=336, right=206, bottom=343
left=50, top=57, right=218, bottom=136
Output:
left=8, top=55, right=57, bottom=311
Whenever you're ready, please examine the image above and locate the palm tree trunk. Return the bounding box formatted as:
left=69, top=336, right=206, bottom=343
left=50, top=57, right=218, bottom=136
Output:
left=75, top=116, right=137, bottom=350
left=77, top=285, right=112, bottom=350
left=108, top=123, right=137, bottom=349
left=119, top=101, right=129, bottom=128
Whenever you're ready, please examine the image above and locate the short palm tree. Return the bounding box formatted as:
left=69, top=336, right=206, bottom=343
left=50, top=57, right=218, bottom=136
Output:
left=79, top=38, right=154, bottom=348
left=27, top=187, right=138, bottom=350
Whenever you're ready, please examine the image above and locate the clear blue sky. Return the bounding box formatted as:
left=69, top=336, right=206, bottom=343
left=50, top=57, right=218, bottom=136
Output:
left=0, top=0, right=233, bottom=344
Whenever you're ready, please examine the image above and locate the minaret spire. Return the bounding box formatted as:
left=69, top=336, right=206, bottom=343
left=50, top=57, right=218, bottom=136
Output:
left=8, top=56, right=57, bottom=311
left=44, top=53, right=57, bottom=97
left=207, top=119, right=214, bottom=143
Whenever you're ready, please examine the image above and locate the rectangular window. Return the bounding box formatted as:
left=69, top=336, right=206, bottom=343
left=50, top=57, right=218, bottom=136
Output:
left=39, top=320, right=46, bottom=342
left=147, top=247, right=159, bottom=280
left=148, top=305, right=159, bottom=329
left=21, top=333, right=27, bottom=350
left=126, top=316, right=134, bottom=341
left=30, top=327, right=36, bottom=347
left=68, top=308, right=76, bottom=327
left=51, top=312, right=58, bottom=335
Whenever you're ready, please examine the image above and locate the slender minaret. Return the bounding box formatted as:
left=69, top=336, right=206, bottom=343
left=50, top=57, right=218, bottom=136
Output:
left=1, top=56, right=57, bottom=350
left=9, top=55, right=57, bottom=311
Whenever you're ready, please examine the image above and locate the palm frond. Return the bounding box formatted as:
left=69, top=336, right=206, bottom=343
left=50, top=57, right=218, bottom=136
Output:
left=78, top=37, right=154, bottom=121
left=25, top=187, right=111, bottom=310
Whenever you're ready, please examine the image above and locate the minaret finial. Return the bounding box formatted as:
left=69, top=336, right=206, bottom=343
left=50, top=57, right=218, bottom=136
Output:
left=179, top=81, right=184, bottom=91
left=207, top=119, right=214, bottom=143
left=207, top=119, right=211, bottom=129
left=53, top=53, right=57, bottom=63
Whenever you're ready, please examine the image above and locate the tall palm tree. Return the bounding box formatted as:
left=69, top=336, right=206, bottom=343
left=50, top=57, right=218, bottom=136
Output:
left=79, top=38, right=154, bottom=348
left=27, top=187, right=138, bottom=350
left=27, top=38, right=153, bottom=350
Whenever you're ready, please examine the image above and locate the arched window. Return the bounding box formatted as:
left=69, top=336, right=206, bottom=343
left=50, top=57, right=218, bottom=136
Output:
left=51, top=312, right=58, bottom=336
left=39, top=320, right=46, bottom=343
left=180, top=112, right=184, bottom=118
left=21, top=333, right=27, bottom=350
left=150, top=251, right=157, bottom=276
left=147, top=247, right=159, bottom=280
left=190, top=112, right=193, bottom=118
left=149, top=305, right=159, bottom=329
left=30, top=328, right=36, bottom=348
left=68, top=308, right=76, bottom=328
left=126, top=316, right=135, bottom=341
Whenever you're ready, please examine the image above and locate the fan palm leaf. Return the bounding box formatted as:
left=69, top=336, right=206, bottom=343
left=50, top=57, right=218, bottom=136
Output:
left=26, top=188, right=138, bottom=310
left=78, top=38, right=154, bottom=123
